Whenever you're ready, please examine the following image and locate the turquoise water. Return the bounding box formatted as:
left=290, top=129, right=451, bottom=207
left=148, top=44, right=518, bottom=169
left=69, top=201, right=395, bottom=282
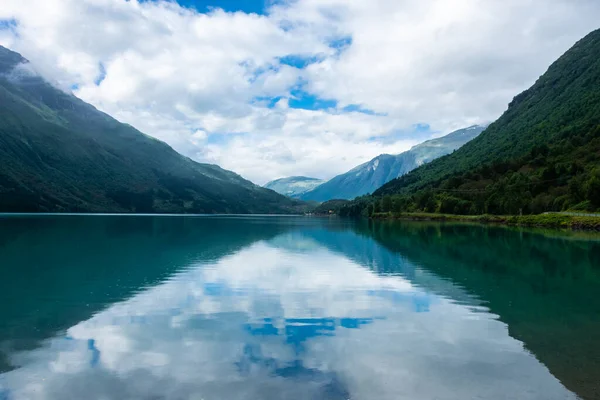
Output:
left=0, top=215, right=598, bottom=400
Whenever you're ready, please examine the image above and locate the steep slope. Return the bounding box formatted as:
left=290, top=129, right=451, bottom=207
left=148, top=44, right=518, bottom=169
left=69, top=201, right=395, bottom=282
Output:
left=300, top=125, right=484, bottom=202
left=375, top=29, right=600, bottom=201
left=0, top=46, right=304, bottom=214
left=336, top=29, right=600, bottom=217
left=264, top=176, right=324, bottom=198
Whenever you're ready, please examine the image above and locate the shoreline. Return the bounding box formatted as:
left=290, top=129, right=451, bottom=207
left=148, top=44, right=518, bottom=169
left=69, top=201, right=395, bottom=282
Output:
left=371, top=212, right=600, bottom=231
left=0, top=213, right=304, bottom=217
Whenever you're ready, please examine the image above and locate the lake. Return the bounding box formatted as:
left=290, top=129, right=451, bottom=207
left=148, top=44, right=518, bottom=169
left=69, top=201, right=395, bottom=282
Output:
left=0, top=215, right=599, bottom=400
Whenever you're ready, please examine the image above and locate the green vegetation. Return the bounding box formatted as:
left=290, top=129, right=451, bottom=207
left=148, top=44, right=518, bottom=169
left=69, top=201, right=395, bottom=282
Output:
left=337, top=29, right=600, bottom=222
left=369, top=212, right=600, bottom=230
left=0, top=46, right=305, bottom=214
left=311, top=199, right=349, bottom=215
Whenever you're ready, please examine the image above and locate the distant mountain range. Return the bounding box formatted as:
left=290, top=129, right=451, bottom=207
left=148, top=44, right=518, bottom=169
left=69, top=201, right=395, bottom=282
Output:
left=0, top=46, right=304, bottom=214
left=339, top=28, right=600, bottom=216
left=298, top=125, right=485, bottom=202
left=263, top=176, right=324, bottom=199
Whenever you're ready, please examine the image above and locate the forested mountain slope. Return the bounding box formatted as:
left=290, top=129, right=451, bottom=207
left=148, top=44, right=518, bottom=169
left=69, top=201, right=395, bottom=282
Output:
left=338, top=28, right=600, bottom=216
left=0, top=46, right=304, bottom=214
left=377, top=29, right=600, bottom=199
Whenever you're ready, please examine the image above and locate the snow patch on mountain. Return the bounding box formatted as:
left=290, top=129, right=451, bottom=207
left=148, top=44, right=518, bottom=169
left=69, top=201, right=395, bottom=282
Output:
left=264, top=176, right=325, bottom=199
left=299, top=125, right=486, bottom=202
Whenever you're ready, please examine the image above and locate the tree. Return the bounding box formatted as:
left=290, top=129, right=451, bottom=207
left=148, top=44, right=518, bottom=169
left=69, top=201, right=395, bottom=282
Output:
left=586, top=171, right=600, bottom=209
left=569, top=175, right=585, bottom=202
left=367, top=203, right=374, bottom=216
left=392, top=196, right=405, bottom=213
left=439, top=195, right=459, bottom=214
left=373, top=201, right=381, bottom=213
left=416, top=191, right=433, bottom=211
left=381, top=195, right=393, bottom=212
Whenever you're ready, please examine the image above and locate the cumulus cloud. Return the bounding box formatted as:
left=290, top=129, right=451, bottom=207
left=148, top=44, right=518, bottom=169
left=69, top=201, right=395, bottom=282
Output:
left=1, top=0, right=599, bottom=183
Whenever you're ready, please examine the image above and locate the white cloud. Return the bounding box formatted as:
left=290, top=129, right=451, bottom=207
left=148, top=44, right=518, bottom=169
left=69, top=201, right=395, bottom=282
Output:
left=0, top=239, right=576, bottom=400
left=1, top=0, right=599, bottom=184
left=288, top=0, right=600, bottom=129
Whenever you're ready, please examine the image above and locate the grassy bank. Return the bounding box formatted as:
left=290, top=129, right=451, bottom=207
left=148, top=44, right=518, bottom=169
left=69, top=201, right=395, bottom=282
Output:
left=371, top=212, right=600, bottom=231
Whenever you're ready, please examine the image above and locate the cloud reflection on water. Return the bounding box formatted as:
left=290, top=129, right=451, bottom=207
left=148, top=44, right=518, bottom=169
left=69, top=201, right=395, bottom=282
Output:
left=0, top=233, right=577, bottom=400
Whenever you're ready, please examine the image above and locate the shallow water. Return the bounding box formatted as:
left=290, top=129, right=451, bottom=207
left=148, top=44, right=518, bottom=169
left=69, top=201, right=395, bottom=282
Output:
left=0, top=215, right=598, bottom=400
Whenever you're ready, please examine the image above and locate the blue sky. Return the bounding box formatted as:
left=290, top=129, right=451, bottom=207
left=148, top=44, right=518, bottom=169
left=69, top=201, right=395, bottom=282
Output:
left=143, top=0, right=270, bottom=14
left=0, top=18, right=18, bottom=29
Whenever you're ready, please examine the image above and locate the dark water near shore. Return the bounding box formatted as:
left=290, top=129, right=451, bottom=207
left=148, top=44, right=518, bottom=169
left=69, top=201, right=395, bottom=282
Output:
left=0, top=215, right=599, bottom=400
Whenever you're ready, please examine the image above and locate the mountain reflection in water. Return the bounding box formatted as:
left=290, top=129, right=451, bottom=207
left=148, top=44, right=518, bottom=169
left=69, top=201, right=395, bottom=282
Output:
left=0, top=215, right=598, bottom=400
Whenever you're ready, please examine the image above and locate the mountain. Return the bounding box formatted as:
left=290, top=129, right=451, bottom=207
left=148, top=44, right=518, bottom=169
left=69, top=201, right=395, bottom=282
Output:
left=340, top=28, right=600, bottom=216
left=0, top=46, right=305, bottom=214
left=263, top=176, right=324, bottom=198
left=299, top=125, right=484, bottom=202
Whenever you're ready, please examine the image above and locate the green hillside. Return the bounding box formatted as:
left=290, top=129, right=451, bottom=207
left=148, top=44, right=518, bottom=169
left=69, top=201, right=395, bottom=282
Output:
left=339, top=28, right=600, bottom=217
left=0, top=46, right=304, bottom=214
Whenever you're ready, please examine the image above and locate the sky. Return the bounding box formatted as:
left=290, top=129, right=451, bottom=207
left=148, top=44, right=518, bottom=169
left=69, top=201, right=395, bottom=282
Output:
left=1, top=0, right=599, bottom=185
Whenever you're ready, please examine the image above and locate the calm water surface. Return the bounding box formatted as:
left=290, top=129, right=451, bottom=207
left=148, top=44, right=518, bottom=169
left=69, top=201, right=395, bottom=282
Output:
left=0, top=215, right=599, bottom=400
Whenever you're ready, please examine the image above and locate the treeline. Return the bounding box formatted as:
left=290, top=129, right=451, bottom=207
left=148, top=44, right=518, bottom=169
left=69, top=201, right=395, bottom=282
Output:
left=338, top=122, right=600, bottom=217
